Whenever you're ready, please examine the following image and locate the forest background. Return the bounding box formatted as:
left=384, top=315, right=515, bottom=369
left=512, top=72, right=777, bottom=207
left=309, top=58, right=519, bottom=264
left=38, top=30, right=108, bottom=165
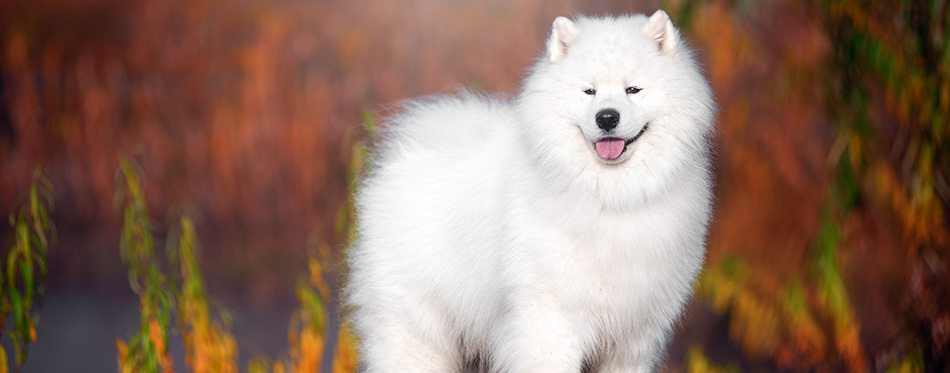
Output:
left=0, top=0, right=948, bottom=371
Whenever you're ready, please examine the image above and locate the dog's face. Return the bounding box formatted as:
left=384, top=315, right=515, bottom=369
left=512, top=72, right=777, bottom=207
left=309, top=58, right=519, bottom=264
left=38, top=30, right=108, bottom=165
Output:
left=517, top=12, right=714, bottom=208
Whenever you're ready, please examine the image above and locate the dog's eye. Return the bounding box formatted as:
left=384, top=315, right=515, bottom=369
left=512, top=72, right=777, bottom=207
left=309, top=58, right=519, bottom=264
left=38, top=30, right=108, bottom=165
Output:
left=626, top=86, right=642, bottom=95
left=583, top=88, right=596, bottom=95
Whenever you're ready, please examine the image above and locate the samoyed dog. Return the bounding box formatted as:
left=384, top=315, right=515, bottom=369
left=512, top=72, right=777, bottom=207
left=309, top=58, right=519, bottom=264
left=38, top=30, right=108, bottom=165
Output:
left=346, top=10, right=715, bottom=372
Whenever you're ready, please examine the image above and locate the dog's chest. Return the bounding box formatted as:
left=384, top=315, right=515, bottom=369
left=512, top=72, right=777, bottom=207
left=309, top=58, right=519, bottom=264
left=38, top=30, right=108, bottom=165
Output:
left=545, top=202, right=695, bottom=312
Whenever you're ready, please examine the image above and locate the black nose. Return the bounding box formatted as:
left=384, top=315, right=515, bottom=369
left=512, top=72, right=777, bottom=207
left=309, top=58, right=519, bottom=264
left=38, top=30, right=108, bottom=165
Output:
left=596, top=109, right=620, bottom=131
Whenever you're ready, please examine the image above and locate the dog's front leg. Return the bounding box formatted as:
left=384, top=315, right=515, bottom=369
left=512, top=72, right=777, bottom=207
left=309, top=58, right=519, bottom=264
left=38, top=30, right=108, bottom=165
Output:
left=597, top=323, right=672, bottom=373
left=490, top=296, right=585, bottom=373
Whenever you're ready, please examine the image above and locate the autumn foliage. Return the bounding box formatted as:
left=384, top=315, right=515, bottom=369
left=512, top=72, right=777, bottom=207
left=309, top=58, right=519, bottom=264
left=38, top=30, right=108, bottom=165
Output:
left=0, top=168, right=53, bottom=372
left=678, top=0, right=948, bottom=370
left=114, top=159, right=357, bottom=372
left=0, top=0, right=948, bottom=371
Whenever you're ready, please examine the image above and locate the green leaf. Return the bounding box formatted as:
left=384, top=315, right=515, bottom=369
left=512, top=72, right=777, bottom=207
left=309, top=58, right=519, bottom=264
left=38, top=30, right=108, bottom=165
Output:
left=20, top=261, right=33, bottom=305
left=7, top=249, right=19, bottom=288
left=10, top=288, right=23, bottom=336
left=32, top=252, right=46, bottom=278
left=9, top=331, right=22, bottom=365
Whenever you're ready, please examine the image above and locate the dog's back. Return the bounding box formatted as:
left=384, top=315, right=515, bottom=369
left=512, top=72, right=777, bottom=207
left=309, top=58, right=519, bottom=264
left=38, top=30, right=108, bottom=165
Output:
left=347, top=93, right=518, bottom=371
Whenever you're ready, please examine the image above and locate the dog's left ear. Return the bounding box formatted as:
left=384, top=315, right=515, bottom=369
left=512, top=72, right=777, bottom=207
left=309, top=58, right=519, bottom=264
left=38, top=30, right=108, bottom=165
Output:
left=547, top=16, right=578, bottom=63
left=644, top=10, right=678, bottom=56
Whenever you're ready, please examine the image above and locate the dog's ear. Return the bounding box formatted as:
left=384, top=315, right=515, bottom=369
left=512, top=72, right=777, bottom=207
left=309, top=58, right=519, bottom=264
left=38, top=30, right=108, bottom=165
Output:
left=547, top=16, right=578, bottom=63
left=644, top=10, right=678, bottom=57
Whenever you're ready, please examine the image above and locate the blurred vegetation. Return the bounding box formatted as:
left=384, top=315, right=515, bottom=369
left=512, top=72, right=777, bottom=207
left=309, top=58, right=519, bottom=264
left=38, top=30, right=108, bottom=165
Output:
left=0, top=0, right=948, bottom=371
left=685, top=346, right=739, bottom=373
left=0, top=167, right=53, bottom=372
left=174, top=214, right=239, bottom=373
left=670, top=0, right=950, bottom=371
left=115, top=156, right=357, bottom=372
left=115, top=158, right=176, bottom=372
left=820, top=0, right=950, bottom=368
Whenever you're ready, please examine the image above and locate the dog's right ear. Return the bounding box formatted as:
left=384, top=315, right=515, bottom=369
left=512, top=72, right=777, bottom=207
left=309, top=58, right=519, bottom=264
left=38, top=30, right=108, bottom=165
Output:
left=644, top=10, right=678, bottom=57
left=547, top=16, right=578, bottom=63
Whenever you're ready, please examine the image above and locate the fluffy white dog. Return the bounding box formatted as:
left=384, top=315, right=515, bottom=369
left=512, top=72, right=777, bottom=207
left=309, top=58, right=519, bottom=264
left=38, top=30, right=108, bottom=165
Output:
left=345, top=10, right=715, bottom=372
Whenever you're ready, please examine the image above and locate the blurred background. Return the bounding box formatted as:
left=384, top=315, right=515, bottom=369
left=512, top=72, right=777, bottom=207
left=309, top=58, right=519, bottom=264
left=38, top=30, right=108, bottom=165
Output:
left=0, top=0, right=948, bottom=371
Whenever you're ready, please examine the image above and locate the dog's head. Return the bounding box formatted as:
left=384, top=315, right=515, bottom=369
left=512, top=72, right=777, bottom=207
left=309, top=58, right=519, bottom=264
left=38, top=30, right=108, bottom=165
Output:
left=517, top=11, right=715, bottom=208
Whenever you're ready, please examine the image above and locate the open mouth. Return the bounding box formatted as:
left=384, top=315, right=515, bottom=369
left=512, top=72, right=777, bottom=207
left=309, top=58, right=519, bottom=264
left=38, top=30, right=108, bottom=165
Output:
left=594, top=124, right=649, bottom=160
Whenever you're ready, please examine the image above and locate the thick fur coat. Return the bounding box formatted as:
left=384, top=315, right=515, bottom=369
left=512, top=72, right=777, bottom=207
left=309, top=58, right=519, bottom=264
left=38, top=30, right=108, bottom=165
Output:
left=345, top=10, right=715, bottom=372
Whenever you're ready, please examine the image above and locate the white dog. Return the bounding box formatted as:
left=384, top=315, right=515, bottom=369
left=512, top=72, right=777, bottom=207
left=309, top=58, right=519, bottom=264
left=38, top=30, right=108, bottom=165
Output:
left=345, top=10, right=715, bottom=372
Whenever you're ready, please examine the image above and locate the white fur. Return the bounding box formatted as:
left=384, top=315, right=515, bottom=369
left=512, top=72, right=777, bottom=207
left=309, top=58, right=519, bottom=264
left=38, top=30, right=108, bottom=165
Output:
left=346, top=11, right=715, bottom=373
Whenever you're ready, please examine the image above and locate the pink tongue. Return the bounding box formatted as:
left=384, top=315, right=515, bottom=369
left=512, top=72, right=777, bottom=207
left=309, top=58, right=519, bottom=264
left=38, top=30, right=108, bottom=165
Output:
left=596, top=139, right=625, bottom=159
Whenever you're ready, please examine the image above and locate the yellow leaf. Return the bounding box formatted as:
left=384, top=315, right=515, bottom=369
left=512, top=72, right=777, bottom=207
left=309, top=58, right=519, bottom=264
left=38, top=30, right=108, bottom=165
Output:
left=333, top=326, right=359, bottom=373
left=115, top=339, right=128, bottom=373
left=0, top=347, right=8, bottom=373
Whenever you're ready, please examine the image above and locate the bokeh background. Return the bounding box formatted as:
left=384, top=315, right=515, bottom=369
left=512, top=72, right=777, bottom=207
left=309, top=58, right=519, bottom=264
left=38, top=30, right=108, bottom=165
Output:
left=1, top=0, right=948, bottom=371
